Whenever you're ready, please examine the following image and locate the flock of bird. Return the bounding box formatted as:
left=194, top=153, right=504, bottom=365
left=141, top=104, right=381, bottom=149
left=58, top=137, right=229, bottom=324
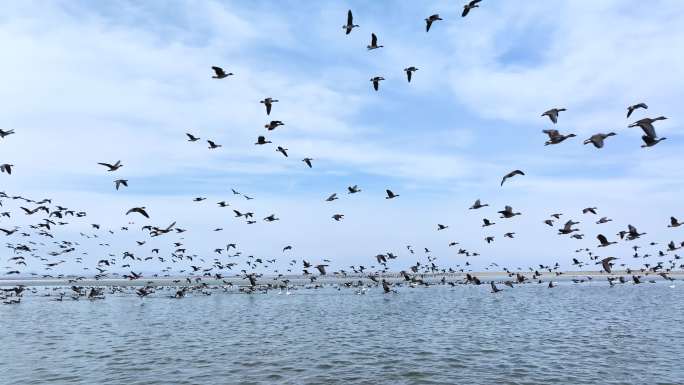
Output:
left=1, top=1, right=681, bottom=304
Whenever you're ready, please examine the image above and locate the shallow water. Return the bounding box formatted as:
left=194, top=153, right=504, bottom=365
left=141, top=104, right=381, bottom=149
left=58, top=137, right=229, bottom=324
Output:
left=1, top=282, right=683, bottom=385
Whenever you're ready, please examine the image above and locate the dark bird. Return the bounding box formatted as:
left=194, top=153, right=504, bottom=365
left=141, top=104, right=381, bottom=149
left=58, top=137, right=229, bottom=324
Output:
left=498, top=205, right=521, bottom=218
left=668, top=217, right=682, bottom=228
left=370, top=76, right=385, bottom=91
left=582, top=207, right=597, bottom=215
left=0, top=129, right=15, bottom=138
left=367, top=33, right=383, bottom=50
left=629, top=116, right=667, bottom=139
left=404, top=67, right=418, bottom=82
left=543, top=129, right=576, bottom=145
left=641, top=135, right=666, bottom=148
left=501, top=170, right=524, bottom=186
left=186, top=133, right=200, bottom=142
left=437, top=224, right=448, bottom=231
left=211, top=66, right=233, bottom=79
left=425, top=14, right=442, bottom=32
left=462, top=0, right=482, bottom=17
left=490, top=281, right=502, bottom=293
left=347, top=185, right=361, bottom=194
left=255, top=136, right=272, bottom=145
left=207, top=140, right=222, bottom=149
left=315, top=265, right=328, bottom=275
left=325, top=193, right=338, bottom=202
left=97, top=160, right=123, bottom=171
left=276, top=146, right=289, bottom=157
left=470, top=199, right=488, bottom=209
left=114, top=179, right=128, bottom=190
left=260, top=97, right=279, bottom=115
left=626, top=103, right=648, bottom=118
left=332, top=214, right=344, bottom=221
left=600, top=257, right=618, bottom=273
left=385, top=189, right=399, bottom=199
left=541, top=108, right=566, bottom=124
left=597, top=234, right=617, bottom=247
left=342, top=10, right=359, bottom=35
left=583, top=132, right=616, bottom=148
left=0, top=164, right=13, bottom=175
left=302, top=158, right=313, bottom=168
left=265, top=121, right=284, bottom=130
left=126, top=207, right=149, bottom=219
left=482, top=218, right=495, bottom=227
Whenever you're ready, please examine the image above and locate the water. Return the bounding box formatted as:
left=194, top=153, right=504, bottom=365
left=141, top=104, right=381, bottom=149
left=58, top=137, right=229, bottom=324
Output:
left=1, top=282, right=683, bottom=385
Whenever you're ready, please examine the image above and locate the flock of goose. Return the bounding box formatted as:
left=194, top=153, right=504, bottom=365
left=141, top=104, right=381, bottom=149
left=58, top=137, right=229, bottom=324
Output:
left=1, top=1, right=681, bottom=304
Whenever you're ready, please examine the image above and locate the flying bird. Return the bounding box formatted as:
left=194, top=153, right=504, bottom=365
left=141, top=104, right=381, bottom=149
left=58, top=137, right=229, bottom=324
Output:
left=255, top=136, right=272, bottom=145
left=97, top=160, right=123, bottom=171
left=211, top=66, right=233, bottom=79
left=302, top=158, right=313, bottom=168
left=541, top=108, right=566, bottom=124
left=641, top=135, right=666, bottom=148
left=276, top=146, right=289, bottom=157
left=0, top=129, right=15, bottom=138
left=0, top=164, right=13, bottom=175
left=207, top=140, right=222, bottom=149
left=626, top=103, right=648, bottom=118
left=367, top=33, right=383, bottom=50
left=500, top=170, right=524, bottom=186
left=629, top=116, right=667, bottom=139
left=370, top=76, right=385, bottom=91
left=583, top=132, right=616, bottom=148
left=260, top=97, right=279, bottom=115
left=114, top=179, right=128, bottom=190
left=126, top=207, right=149, bottom=219
left=343, top=10, right=359, bottom=35
left=404, top=67, right=418, bottom=82
left=543, top=129, right=576, bottom=145
left=425, top=14, right=442, bottom=32
left=186, top=133, right=200, bottom=142
left=385, top=189, right=399, bottom=199
left=462, top=0, right=482, bottom=17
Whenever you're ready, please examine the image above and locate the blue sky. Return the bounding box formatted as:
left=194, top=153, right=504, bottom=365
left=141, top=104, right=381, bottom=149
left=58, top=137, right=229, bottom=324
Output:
left=1, top=0, right=683, bottom=276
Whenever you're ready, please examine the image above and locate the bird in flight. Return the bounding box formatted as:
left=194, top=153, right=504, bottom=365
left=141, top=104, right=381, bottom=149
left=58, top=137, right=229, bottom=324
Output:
left=255, top=136, right=272, bottom=145
left=211, top=66, right=233, bottom=79
left=462, top=0, right=482, bottom=17
left=342, top=10, right=359, bottom=35
left=583, top=132, right=616, bottom=148
left=500, top=170, right=524, bottom=186
left=98, top=160, right=123, bottom=171
left=629, top=116, right=667, bottom=139
left=302, top=158, right=313, bottom=168
left=260, top=97, right=279, bottom=115
left=186, top=133, right=200, bottom=142
left=114, top=179, right=128, bottom=190
left=0, top=164, right=13, bottom=175
left=385, top=189, right=399, bottom=199
left=265, top=121, right=284, bottom=131
left=276, top=146, right=289, bottom=157
left=126, top=207, right=150, bottom=218
left=403, top=67, right=418, bottom=83
left=543, top=129, right=576, bottom=145
left=541, top=108, right=566, bottom=124
left=367, top=33, right=383, bottom=50
left=425, top=14, right=442, bottom=32
left=0, top=129, right=14, bottom=138
left=370, top=76, right=385, bottom=91
left=626, top=103, right=648, bottom=118
left=207, top=140, right=222, bottom=149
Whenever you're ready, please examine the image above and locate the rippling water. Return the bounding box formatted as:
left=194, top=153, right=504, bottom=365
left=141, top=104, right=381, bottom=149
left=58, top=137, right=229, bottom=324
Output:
left=2, top=282, right=683, bottom=385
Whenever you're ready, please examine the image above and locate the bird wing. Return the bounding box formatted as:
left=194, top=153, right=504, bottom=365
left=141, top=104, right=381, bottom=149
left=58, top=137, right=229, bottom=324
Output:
left=97, top=162, right=113, bottom=168
left=371, top=33, right=377, bottom=46
left=211, top=66, right=224, bottom=76
left=543, top=129, right=560, bottom=139
left=601, top=259, right=612, bottom=273
left=347, top=10, right=353, bottom=25
left=597, top=234, right=608, bottom=244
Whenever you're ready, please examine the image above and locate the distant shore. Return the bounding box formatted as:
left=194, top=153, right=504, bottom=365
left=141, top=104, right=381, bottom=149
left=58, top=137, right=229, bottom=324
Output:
left=1, top=270, right=679, bottom=287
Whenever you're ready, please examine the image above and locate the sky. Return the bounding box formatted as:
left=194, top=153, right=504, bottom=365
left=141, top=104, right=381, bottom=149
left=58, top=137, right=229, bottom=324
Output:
left=1, top=0, right=683, bottom=277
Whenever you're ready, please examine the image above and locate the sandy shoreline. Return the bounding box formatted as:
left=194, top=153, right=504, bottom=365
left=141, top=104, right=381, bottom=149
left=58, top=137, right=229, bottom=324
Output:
left=1, top=270, right=680, bottom=287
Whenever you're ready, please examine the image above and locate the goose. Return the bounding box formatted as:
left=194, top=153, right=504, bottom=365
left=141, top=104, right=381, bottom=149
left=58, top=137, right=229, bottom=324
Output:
left=325, top=193, right=338, bottom=202
left=626, top=103, right=648, bottom=118
left=0, top=129, right=14, bottom=138
left=425, top=14, right=442, bottom=32
left=211, top=66, right=233, bottom=79
left=597, top=234, right=617, bottom=247
left=114, top=179, right=128, bottom=190
left=504, top=232, right=515, bottom=238
left=404, top=67, right=418, bottom=82
left=558, top=220, right=580, bottom=235
left=342, top=10, right=359, bottom=35
left=500, top=169, right=524, bottom=186
left=97, top=160, right=123, bottom=171
left=641, top=135, right=666, bottom=148
left=0, top=164, right=13, bottom=175
left=544, top=219, right=554, bottom=227
left=255, top=136, right=272, bottom=145
left=629, top=116, right=667, bottom=138
left=437, top=224, right=448, bottom=230
left=462, top=0, right=482, bottom=17
left=370, top=76, right=384, bottom=91
left=347, top=185, right=361, bottom=194
left=385, top=189, right=399, bottom=199
left=185, top=133, right=200, bottom=142
left=367, top=33, right=383, bottom=50
left=126, top=207, right=149, bottom=218
left=599, top=257, right=618, bottom=273
left=469, top=199, right=488, bottom=209
left=302, top=158, right=313, bottom=168
left=276, top=146, right=289, bottom=157
left=207, top=140, right=222, bottom=149
left=626, top=225, right=646, bottom=240
left=543, top=129, right=576, bottom=145
left=596, top=217, right=612, bottom=224
left=583, top=132, right=616, bottom=148
left=498, top=206, right=521, bottom=218
left=265, top=121, right=284, bottom=130
left=582, top=207, right=597, bottom=215
left=485, top=236, right=495, bottom=243
left=541, top=108, right=566, bottom=124
left=482, top=218, right=495, bottom=227
left=668, top=217, right=682, bottom=228
left=264, top=214, right=279, bottom=222
left=332, top=214, right=344, bottom=221
left=260, top=97, right=279, bottom=115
